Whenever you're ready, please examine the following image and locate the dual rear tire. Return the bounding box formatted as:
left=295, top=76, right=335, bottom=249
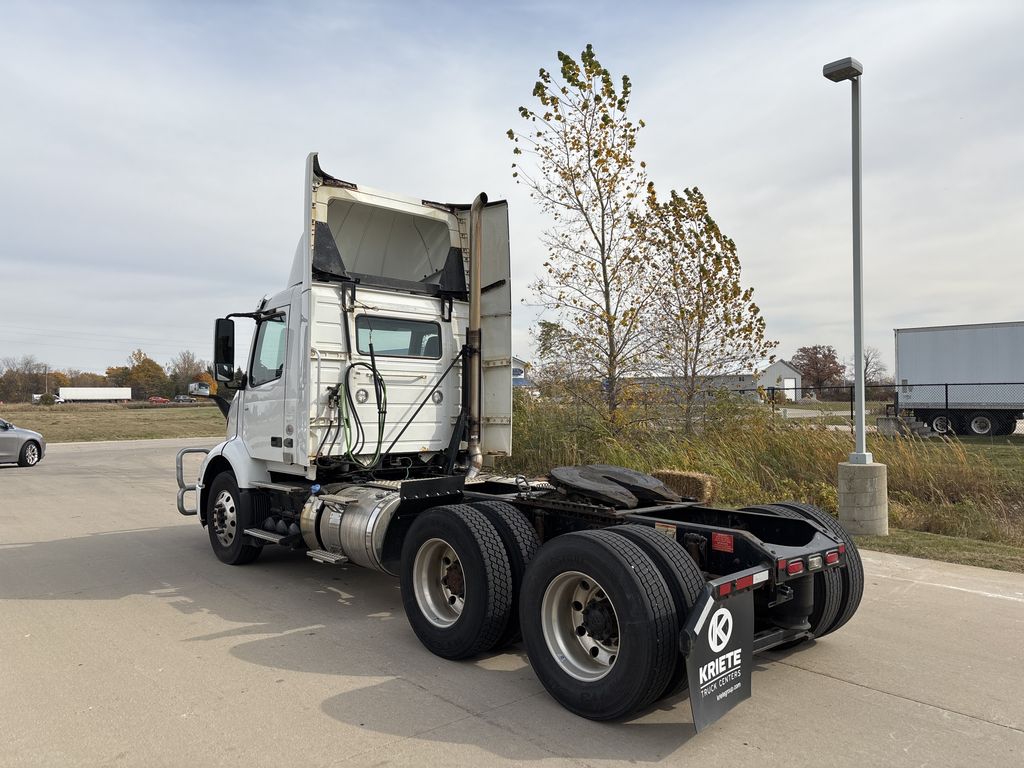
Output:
left=399, top=507, right=706, bottom=721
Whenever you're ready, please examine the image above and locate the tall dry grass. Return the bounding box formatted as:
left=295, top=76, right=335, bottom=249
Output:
left=500, top=392, right=1024, bottom=546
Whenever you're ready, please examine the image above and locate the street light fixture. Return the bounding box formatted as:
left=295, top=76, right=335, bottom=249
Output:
left=823, top=56, right=872, bottom=465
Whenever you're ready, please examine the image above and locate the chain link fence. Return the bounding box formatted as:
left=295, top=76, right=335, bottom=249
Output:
left=727, top=382, right=1024, bottom=438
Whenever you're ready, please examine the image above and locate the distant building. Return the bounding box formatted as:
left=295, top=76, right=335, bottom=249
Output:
left=712, top=360, right=803, bottom=399
left=512, top=356, right=533, bottom=388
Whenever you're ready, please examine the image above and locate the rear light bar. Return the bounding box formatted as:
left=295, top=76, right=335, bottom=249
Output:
left=713, top=568, right=769, bottom=599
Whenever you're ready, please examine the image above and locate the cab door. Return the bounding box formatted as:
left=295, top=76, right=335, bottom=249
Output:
left=241, top=310, right=289, bottom=464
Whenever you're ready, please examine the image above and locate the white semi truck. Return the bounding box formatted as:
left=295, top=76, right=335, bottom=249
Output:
left=895, top=321, right=1024, bottom=435
left=58, top=387, right=132, bottom=402
left=176, top=154, right=862, bottom=729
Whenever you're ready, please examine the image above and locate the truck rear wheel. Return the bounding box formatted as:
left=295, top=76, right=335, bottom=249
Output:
left=470, top=501, right=541, bottom=648
left=606, top=524, right=704, bottom=701
left=966, top=412, right=995, bottom=436
left=741, top=505, right=841, bottom=641
left=400, top=504, right=512, bottom=660
left=774, top=502, right=864, bottom=634
left=519, top=529, right=679, bottom=721
left=206, top=472, right=262, bottom=565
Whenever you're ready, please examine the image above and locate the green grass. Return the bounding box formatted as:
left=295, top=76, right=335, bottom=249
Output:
left=857, top=528, right=1024, bottom=573
left=1, top=402, right=225, bottom=443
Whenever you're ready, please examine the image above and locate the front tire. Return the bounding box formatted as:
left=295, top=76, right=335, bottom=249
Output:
left=520, top=530, right=679, bottom=721
left=206, top=472, right=262, bottom=565
left=18, top=441, right=41, bottom=467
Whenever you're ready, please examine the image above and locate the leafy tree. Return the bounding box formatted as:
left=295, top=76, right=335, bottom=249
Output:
left=643, top=186, right=776, bottom=427
left=509, top=44, right=654, bottom=418
left=791, top=345, right=846, bottom=396
left=194, top=370, right=217, bottom=396
left=124, top=349, right=171, bottom=400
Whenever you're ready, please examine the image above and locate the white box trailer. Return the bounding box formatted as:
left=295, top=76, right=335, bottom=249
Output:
left=895, top=321, right=1024, bottom=435
left=58, top=387, right=132, bottom=402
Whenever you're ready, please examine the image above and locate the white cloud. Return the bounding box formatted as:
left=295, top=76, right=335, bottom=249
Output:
left=1, top=0, right=1021, bottom=379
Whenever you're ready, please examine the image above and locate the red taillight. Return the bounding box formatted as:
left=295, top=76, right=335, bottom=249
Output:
left=717, top=581, right=732, bottom=598
left=734, top=574, right=754, bottom=590
left=838, top=543, right=846, bottom=554
left=825, top=550, right=840, bottom=566
left=711, top=532, right=734, bottom=553
left=787, top=560, right=805, bottom=576
left=777, top=559, right=788, bottom=571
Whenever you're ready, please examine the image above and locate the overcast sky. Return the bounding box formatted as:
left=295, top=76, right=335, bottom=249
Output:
left=2, top=0, right=1021, bottom=377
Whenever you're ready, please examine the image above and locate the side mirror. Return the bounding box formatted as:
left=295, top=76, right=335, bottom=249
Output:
left=214, top=318, right=235, bottom=383
left=188, top=381, right=211, bottom=397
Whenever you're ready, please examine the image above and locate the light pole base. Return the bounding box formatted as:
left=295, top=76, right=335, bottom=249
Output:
left=847, top=451, right=874, bottom=465
left=837, top=461, right=888, bottom=536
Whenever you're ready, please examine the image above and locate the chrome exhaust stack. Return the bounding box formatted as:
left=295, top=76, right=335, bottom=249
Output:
left=466, top=192, right=487, bottom=477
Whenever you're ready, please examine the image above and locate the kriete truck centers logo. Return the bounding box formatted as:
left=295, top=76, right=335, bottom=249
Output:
left=698, top=607, right=743, bottom=697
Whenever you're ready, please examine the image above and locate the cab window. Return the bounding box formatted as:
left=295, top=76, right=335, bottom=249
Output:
left=250, top=315, right=287, bottom=387
left=355, top=315, right=441, bottom=359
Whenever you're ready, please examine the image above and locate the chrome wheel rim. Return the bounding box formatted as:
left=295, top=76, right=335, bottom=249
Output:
left=212, top=490, right=237, bottom=547
left=933, top=416, right=949, bottom=434
left=24, top=443, right=39, bottom=465
left=413, top=538, right=465, bottom=628
left=540, top=571, right=620, bottom=682
left=970, top=416, right=991, bottom=435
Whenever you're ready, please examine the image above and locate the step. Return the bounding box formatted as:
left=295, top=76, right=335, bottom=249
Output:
left=243, top=528, right=287, bottom=544
left=251, top=481, right=309, bottom=494
left=306, top=549, right=348, bottom=565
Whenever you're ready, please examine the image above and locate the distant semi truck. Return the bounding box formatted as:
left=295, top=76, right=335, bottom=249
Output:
left=57, top=387, right=132, bottom=403
left=895, top=321, right=1024, bottom=435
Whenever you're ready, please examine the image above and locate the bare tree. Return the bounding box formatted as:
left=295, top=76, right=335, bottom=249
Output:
left=509, top=45, right=655, bottom=419
left=167, top=350, right=207, bottom=394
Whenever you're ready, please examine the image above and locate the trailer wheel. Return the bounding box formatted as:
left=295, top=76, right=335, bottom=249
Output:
left=966, top=412, right=995, bottom=436
left=400, top=504, right=512, bottom=660
left=606, top=524, right=703, bottom=701
left=773, top=502, right=864, bottom=634
left=993, top=415, right=1017, bottom=436
left=925, top=413, right=952, bottom=434
left=520, top=530, right=679, bottom=721
left=471, top=501, right=541, bottom=648
left=206, top=472, right=262, bottom=565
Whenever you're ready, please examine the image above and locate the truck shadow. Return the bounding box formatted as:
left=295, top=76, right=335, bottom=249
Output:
left=0, top=526, right=789, bottom=760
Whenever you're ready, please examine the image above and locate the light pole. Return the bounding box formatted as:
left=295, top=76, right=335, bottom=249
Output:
left=824, top=56, right=872, bottom=465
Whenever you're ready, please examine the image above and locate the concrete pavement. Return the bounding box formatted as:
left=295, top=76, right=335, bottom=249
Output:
left=1, top=439, right=1021, bottom=766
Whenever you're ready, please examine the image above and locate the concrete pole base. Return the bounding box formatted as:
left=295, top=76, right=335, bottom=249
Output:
left=837, top=461, right=888, bottom=536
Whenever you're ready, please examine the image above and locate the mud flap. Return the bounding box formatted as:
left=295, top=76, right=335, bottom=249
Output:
left=683, top=567, right=764, bottom=732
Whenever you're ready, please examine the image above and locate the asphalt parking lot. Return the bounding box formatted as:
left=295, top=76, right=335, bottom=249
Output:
left=2, top=439, right=1022, bottom=766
